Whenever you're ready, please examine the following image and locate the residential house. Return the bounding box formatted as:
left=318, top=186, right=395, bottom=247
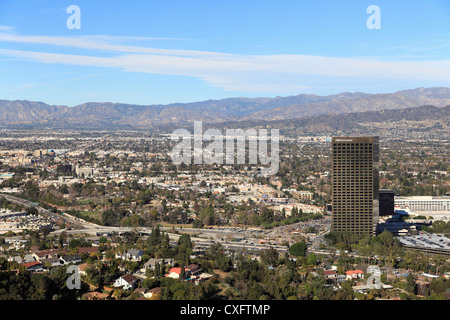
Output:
left=77, top=247, right=99, bottom=256
left=40, top=257, right=62, bottom=268
left=127, top=248, right=144, bottom=261
left=345, top=270, right=365, bottom=281
left=117, top=248, right=144, bottom=261
left=114, top=274, right=138, bottom=290
left=8, top=254, right=36, bottom=264
left=134, top=288, right=148, bottom=296
left=144, top=287, right=161, bottom=299
left=165, top=267, right=190, bottom=280
left=323, top=270, right=338, bottom=281
left=60, top=255, right=82, bottom=265
left=32, top=249, right=61, bottom=262
left=142, top=258, right=174, bottom=272
left=186, top=264, right=202, bottom=277
left=21, top=261, right=43, bottom=272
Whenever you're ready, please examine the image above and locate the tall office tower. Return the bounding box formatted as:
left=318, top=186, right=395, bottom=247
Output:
left=331, top=137, right=379, bottom=237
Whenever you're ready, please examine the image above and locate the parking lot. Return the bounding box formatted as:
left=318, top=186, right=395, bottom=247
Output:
left=398, top=233, right=450, bottom=252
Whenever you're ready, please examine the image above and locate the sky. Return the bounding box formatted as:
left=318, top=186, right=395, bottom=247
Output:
left=1, top=0, right=450, bottom=106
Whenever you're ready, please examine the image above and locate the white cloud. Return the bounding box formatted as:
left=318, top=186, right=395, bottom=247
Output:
left=0, top=25, right=15, bottom=33
left=1, top=33, right=450, bottom=93
left=0, top=33, right=233, bottom=58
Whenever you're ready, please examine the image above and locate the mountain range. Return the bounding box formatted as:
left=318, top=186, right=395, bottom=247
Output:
left=1, top=87, right=450, bottom=129
left=212, top=104, right=450, bottom=134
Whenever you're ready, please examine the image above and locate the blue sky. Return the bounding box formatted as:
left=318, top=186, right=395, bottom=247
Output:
left=1, top=0, right=450, bottom=106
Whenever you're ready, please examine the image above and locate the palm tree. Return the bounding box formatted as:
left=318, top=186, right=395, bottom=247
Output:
left=179, top=265, right=185, bottom=280
left=95, top=260, right=104, bottom=290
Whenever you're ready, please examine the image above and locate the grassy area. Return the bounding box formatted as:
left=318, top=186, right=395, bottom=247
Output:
left=75, top=199, right=95, bottom=205
left=79, top=210, right=102, bottom=221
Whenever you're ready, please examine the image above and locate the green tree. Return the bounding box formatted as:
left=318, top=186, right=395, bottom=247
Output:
left=177, top=233, right=193, bottom=249
left=260, top=247, right=279, bottom=266
left=289, top=241, right=307, bottom=257
left=307, top=253, right=317, bottom=266
left=405, top=274, right=417, bottom=294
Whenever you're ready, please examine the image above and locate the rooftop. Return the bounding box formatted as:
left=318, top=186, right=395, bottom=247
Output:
left=399, top=233, right=450, bottom=251
left=346, top=270, right=364, bottom=275
left=395, top=196, right=450, bottom=200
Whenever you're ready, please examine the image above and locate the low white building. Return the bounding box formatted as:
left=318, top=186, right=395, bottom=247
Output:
left=395, top=196, right=450, bottom=213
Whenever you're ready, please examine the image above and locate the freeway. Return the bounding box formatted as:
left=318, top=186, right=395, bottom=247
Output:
left=1, top=194, right=289, bottom=253
left=0, top=193, right=106, bottom=230
left=49, top=226, right=289, bottom=253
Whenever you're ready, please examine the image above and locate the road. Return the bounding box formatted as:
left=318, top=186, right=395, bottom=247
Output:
left=1, top=194, right=289, bottom=253
left=49, top=226, right=289, bottom=253
left=0, top=193, right=108, bottom=230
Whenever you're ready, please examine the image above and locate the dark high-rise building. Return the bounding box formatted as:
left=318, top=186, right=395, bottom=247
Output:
left=331, top=137, right=379, bottom=237
left=379, top=189, right=395, bottom=216
left=57, top=164, right=73, bottom=174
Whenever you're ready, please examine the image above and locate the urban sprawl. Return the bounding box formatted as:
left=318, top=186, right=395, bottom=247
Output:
left=0, top=129, right=449, bottom=301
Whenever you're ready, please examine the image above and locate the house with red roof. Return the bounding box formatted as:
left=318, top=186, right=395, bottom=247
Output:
left=32, top=249, right=62, bottom=262
left=165, top=267, right=191, bottom=280
left=345, top=270, right=365, bottom=280
left=21, top=261, right=43, bottom=272
left=77, top=247, right=99, bottom=256
left=323, top=269, right=338, bottom=280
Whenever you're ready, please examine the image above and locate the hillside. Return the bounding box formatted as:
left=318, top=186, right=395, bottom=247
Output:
left=1, top=87, right=450, bottom=129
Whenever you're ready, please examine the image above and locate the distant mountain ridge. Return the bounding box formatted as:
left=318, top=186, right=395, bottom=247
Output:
left=241, top=87, right=450, bottom=121
left=212, top=104, right=450, bottom=133
left=1, top=87, right=450, bottom=128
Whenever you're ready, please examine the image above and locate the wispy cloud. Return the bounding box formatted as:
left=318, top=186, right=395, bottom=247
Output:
left=0, top=33, right=232, bottom=57
left=0, top=71, right=111, bottom=94
left=1, top=32, right=450, bottom=93
left=0, top=25, right=15, bottom=33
